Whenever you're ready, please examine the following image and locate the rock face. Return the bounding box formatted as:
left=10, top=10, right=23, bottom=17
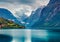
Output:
left=31, top=0, right=60, bottom=29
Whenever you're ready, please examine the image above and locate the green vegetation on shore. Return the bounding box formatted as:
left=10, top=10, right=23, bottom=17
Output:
left=0, top=18, right=25, bottom=29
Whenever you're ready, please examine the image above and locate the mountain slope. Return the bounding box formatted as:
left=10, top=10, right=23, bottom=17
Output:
left=0, top=8, right=22, bottom=25
left=0, top=18, right=25, bottom=29
left=24, top=7, right=43, bottom=27
left=31, top=0, right=60, bottom=29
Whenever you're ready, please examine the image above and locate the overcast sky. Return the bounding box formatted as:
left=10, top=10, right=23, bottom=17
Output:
left=0, top=0, right=50, bottom=17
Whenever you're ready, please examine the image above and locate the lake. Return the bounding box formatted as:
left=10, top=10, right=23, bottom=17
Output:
left=0, top=29, right=60, bottom=42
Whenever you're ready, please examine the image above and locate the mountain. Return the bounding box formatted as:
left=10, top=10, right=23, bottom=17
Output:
left=0, top=17, right=25, bottom=29
left=15, top=10, right=28, bottom=22
left=24, top=7, right=43, bottom=27
left=0, top=8, right=22, bottom=25
left=31, top=0, right=60, bottom=29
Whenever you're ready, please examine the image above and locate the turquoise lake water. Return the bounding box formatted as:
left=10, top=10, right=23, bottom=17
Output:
left=0, top=29, right=60, bottom=42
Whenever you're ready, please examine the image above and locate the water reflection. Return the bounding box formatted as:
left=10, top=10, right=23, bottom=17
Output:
left=0, top=34, right=12, bottom=42
left=0, top=29, right=60, bottom=42
left=31, top=30, right=48, bottom=42
left=0, top=29, right=31, bottom=42
left=47, top=29, right=60, bottom=42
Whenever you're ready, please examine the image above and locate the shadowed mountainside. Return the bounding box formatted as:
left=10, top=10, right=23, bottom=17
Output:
left=31, top=0, right=60, bottom=29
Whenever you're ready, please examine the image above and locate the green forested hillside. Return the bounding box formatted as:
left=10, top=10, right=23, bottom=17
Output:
left=0, top=18, right=25, bottom=29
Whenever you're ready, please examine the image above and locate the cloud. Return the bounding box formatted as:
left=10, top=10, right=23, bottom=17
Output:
left=0, top=0, right=50, bottom=19
left=14, top=5, right=33, bottom=17
left=0, top=0, right=35, bottom=5
left=0, top=0, right=50, bottom=6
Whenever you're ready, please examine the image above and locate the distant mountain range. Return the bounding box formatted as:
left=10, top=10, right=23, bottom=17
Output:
left=16, top=0, right=60, bottom=29
left=23, top=7, right=44, bottom=27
